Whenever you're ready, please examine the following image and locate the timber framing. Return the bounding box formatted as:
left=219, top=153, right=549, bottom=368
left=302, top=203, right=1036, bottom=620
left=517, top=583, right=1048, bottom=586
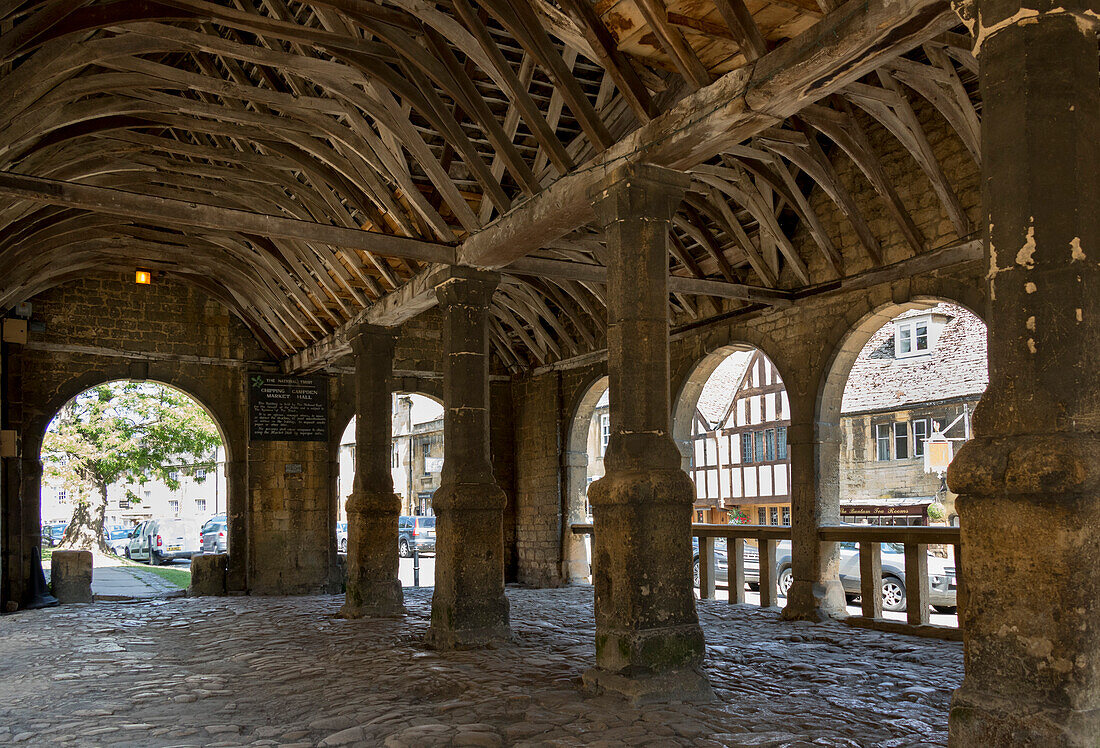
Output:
left=0, top=0, right=981, bottom=372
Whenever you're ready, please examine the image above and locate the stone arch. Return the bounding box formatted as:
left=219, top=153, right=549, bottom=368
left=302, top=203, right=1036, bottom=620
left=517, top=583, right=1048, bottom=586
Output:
left=332, top=382, right=445, bottom=540
left=23, top=370, right=243, bottom=585
left=561, top=374, right=608, bottom=583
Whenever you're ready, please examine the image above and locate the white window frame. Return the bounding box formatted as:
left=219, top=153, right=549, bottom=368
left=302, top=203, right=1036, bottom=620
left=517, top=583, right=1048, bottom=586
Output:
left=168, top=499, right=180, bottom=516
left=912, top=419, right=929, bottom=458
left=876, top=424, right=892, bottom=461
left=195, top=468, right=206, bottom=480
left=599, top=413, right=610, bottom=455
left=195, top=498, right=207, bottom=513
left=895, top=317, right=932, bottom=358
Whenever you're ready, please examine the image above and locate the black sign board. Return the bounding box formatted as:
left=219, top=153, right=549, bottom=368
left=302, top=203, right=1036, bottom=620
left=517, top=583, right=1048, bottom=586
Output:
left=249, top=373, right=328, bottom=441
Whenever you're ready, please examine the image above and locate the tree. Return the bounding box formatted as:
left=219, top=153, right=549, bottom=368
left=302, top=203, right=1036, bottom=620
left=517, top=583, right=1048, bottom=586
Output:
left=42, top=381, right=222, bottom=553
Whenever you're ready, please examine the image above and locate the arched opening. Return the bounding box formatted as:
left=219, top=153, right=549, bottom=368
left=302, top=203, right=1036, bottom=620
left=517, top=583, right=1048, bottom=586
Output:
left=673, top=346, right=791, bottom=527
left=38, top=380, right=228, bottom=597
left=335, top=393, right=443, bottom=586
left=820, top=300, right=987, bottom=622
left=562, top=376, right=607, bottom=583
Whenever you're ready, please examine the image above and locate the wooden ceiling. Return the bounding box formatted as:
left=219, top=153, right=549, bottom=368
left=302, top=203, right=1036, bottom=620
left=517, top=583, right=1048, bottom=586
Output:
left=0, top=0, right=980, bottom=372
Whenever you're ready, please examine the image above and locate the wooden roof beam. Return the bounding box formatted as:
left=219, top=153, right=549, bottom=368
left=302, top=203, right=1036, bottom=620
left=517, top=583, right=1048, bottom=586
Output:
left=455, top=0, right=957, bottom=270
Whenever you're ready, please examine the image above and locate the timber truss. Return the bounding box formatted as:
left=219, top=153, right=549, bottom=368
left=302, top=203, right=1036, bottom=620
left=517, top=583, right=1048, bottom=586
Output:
left=0, top=0, right=980, bottom=372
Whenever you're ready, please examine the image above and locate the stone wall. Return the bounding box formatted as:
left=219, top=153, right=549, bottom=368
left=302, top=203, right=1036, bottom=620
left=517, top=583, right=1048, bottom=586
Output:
left=512, top=373, right=562, bottom=586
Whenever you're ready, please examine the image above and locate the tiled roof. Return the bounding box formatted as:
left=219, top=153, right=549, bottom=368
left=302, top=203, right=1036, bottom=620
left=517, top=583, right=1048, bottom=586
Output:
left=695, top=350, right=753, bottom=427
left=840, top=303, right=988, bottom=415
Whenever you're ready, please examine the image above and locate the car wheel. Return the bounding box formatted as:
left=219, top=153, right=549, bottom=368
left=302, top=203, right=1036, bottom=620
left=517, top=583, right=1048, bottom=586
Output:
left=777, top=567, right=794, bottom=598
left=692, top=558, right=700, bottom=587
left=124, top=548, right=130, bottom=559
left=398, top=538, right=411, bottom=558
left=339, top=538, right=347, bottom=553
left=882, top=576, right=907, bottom=612
left=932, top=605, right=957, bottom=614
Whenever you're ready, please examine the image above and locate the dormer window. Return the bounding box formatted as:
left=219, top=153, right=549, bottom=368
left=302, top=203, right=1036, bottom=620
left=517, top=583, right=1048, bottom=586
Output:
left=895, top=316, right=931, bottom=359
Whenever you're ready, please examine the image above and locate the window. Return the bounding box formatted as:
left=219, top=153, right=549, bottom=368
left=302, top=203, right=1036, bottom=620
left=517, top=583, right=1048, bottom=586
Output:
left=876, top=424, right=891, bottom=461
left=392, top=446, right=399, bottom=468
left=195, top=498, right=206, bottom=513
left=168, top=499, right=180, bottom=516
left=896, top=318, right=931, bottom=358
left=894, top=422, right=909, bottom=460
left=769, top=507, right=779, bottom=525
left=912, top=419, right=929, bottom=458
left=57, top=490, right=66, bottom=504
left=781, top=507, right=791, bottom=526
left=168, top=471, right=180, bottom=481
left=194, top=468, right=206, bottom=480
left=754, top=431, right=765, bottom=463
left=741, top=433, right=754, bottom=464
left=599, top=413, right=610, bottom=455
left=757, top=508, right=766, bottom=525
left=422, top=442, right=431, bottom=459
left=764, top=429, right=776, bottom=462
left=777, top=427, right=788, bottom=460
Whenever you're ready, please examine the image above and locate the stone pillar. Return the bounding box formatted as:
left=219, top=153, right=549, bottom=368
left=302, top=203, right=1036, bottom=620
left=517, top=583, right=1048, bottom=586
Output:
left=582, top=162, right=712, bottom=704
left=426, top=268, right=511, bottom=649
left=339, top=324, right=404, bottom=618
left=561, top=450, right=590, bottom=583
left=947, top=1, right=1100, bottom=744
left=783, top=414, right=846, bottom=621
left=51, top=550, right=93, bottom=604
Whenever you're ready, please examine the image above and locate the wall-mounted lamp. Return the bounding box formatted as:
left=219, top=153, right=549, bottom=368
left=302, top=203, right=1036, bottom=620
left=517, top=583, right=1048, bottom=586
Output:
left=135, top=269, right=152, bottom=285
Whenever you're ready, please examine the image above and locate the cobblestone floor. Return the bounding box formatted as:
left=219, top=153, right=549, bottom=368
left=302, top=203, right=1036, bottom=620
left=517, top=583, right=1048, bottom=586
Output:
left=0, top=587, right=962, bottom=747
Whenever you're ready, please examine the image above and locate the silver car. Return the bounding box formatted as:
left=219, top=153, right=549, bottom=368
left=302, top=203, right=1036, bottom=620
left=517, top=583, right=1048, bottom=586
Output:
left=200, top=515, right=228, bottom=555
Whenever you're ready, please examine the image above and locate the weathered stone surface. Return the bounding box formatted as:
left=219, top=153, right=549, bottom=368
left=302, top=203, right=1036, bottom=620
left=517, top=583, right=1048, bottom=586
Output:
left=190, top=553, right=228, bottom=597
left=50, top=550, right=92, bottom=604
left=944, top=3, right=1100, bottom=745
left=584, top=162, right=711, bottom=702
left=0, top=588, right=962, bottom=746
left=427, top=269, right=511, bottom=649
left=340, top=324, right=404, bottom=619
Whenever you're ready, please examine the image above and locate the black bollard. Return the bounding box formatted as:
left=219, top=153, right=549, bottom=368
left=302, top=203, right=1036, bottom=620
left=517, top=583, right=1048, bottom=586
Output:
left=413, top=549, right=420, bottom=588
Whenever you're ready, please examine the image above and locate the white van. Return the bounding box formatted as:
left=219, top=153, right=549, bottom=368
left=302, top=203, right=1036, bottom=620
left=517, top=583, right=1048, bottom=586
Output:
left=127, top=518, right=195, bottom=565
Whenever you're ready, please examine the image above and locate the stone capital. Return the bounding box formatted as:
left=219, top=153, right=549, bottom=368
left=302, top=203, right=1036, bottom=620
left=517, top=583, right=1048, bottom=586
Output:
left=587, top=162, right=691, bottom=230
left=348, top=322, right=395, bottom=358
left=430, top=266, right=500, bottom=309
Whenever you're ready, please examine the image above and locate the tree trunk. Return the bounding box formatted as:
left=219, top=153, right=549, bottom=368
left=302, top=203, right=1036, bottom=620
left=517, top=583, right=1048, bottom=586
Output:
left=58, top=484, right=110, bottom=553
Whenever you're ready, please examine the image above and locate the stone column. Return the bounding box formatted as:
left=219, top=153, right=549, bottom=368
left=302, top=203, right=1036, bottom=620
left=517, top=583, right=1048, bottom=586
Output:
left=783, top=414, right=846, bottom=621
left=426, top=268, right=511, bottom=649
left=339, top=324, right=404, bottom=618
left=561, top=450, right=590, bottom=583
left=582, top=162, right=712, bottom=704
left=947, top=1, right=1100, bottom=744
left=225, top=459, right=248, bottom=594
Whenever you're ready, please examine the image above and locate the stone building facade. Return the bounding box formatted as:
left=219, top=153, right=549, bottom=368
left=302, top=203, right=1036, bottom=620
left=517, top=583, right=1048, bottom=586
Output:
left=839, top=304, right=987, bottom=525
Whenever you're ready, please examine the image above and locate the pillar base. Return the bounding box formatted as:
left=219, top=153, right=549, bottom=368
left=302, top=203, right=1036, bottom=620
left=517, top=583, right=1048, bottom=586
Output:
left=427, top=483, right=511, bottom=649
left=950, top=686, right=1100, bottom=747
left=782, top=578, right=847, bottom=622
left=338, top=579, right=405, bottom=619
left=582, top=664, right=715, bottom=706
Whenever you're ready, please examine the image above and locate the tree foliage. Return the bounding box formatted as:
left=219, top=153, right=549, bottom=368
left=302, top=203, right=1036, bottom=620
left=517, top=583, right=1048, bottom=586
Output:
left=42, top=381, right=222, bottom=552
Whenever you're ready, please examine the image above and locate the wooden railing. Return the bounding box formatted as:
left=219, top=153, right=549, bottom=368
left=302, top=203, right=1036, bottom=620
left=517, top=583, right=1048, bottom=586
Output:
left=819, top=524, right=962, bottom=640
left=571, top=522, right=963, bottom=641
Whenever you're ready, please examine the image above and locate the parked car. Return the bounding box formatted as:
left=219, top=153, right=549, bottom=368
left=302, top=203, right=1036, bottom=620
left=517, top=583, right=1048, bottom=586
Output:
left=694, top=538, right=956, bottom=613
left=398, top=515, right=436, bottom=557
left=105, top=528, right=131, bottom=556
left=41, top=523, right=67, bottom=547
left=337, top=522, right=348, bottom=554
left=200, top=515, right=228, bottom=555
left=128, top=518, right=195, bottom=564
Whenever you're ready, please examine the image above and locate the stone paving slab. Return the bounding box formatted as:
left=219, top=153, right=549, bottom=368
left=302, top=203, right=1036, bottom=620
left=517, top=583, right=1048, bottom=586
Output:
left=92, top=567, right=185, bottom=600
left=0, top=587, right=961, bottom=747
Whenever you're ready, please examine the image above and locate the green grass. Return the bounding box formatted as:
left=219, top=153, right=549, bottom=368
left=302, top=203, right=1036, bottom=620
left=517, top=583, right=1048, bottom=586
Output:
left=41, top=547, right=53, bottom=564
left=130, top=563, right=192, bottom=589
